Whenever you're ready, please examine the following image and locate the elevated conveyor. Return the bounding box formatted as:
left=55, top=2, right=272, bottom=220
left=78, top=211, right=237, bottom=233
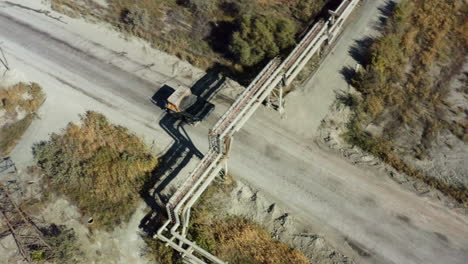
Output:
left=156, top=1, right=362, bottom=263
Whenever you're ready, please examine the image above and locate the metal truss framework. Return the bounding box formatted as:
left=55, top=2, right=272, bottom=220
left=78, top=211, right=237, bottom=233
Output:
left=156, top=1, right=362, bottom=263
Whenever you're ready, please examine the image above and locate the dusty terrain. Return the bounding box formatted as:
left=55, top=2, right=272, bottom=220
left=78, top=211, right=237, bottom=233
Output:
left=317, top=0, right=467, bottom=210
left=0, top=0, right=467, bottom=263
left=401, top=64, right=468, bottom=197
left=317, top=94, right=467, bottom=214
left=224, top=180, right=353, bottom=264
left=0, top=169, right=349, bottom=264
left=0, top=167, right=151, bottom=264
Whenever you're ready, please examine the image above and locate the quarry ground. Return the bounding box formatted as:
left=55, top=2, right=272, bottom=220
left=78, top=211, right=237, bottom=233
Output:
left=1, top=0, right=468, bottom=263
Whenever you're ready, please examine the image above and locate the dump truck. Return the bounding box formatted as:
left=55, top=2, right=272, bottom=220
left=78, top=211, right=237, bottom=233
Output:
left=152, top=84, right=215, bottom=124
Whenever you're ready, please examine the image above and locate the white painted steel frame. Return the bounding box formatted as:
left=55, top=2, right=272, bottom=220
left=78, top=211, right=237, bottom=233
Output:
left=156, top=1, right=362, bottom=263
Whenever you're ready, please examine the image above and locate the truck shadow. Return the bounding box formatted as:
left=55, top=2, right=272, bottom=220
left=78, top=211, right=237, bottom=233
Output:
left=139, top=68, right=226, bottom=236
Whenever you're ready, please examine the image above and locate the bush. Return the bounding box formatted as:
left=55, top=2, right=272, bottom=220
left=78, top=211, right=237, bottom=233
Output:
left=345, top=0, right=468, bottom=205
left=0, top=82, right=45, bottom=113
left=190, top=217, right=309, bottom=264
left=120, top=7, right=151, bottom=33
left=45, top=224, right=81, bottom=262
left=51, top=0, right=332, bottom=78
left=146, top=176, right=308, bottom=263
left=348, top=0, right=467, bottom=152
left=0, top=82, right=45, bottom=155
left=229, top=15, right=296, bottom=67
left=0, top=115, right=34, bottom=156
left=184, top=0, right=217, bottom=13
left=294, top=0, right=327, bottom=22
left=34, top=111, right=157, bottom=230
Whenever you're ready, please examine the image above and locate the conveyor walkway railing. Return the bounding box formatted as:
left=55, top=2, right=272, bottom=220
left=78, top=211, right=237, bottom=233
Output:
left=156, top=1, right=361, bottom=263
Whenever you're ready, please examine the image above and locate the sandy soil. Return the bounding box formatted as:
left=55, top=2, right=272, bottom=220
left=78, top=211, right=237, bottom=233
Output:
left=1, top=0, right=467, bottom=263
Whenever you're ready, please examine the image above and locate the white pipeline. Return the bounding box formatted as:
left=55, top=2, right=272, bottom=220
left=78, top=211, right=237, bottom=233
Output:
left=156, top=1, right=363, bottom=263
left=285, top=35, right=329, bottom=86
left=284, top=22, right=329, bottom=77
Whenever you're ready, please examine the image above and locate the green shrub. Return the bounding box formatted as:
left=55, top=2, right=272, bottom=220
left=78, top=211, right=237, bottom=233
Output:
left=294, top=0, right=327, bottom=22
left=229, top=14, right=296, bottom=67
left=34, top=111, right=157, bottom=230
left=43, top=224, right=82, bottom=262
left=347, top=0, right=467, bottom=160
left=31, top=249, right=46, bottom=262
left=345, top=0, right=468, bottom=205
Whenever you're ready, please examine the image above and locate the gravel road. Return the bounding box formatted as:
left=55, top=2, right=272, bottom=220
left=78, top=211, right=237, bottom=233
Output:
left=1, top=0, right=467, bottom=263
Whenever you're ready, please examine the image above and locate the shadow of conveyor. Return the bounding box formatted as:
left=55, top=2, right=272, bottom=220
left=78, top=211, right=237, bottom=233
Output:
left=139, top=68, right=226, bottom=236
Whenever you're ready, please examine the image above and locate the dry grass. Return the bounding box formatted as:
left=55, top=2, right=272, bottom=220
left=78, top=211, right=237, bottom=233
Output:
left=0, top=115, right=34, bottom=156
left=346, top=0, right=468, bottom=205
left=209, top=217, right=309, bottom=264
left=0, top=82, right=45, bottom=156
left=146, top=176, right=309, bottom=263
left=0, top=82, right=45, bottom=113
left=353, top=0, right=467, bottom=128
left=34, top=111, right=157, bottom=230
left=189, top=177, right=309, bottom=263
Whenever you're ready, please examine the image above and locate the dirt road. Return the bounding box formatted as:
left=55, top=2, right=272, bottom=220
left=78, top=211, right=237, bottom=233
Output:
left=1, top=0, right=467, bottom=263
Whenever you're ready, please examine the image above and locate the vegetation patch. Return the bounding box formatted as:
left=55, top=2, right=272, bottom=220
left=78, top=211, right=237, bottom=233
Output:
left=33, top=111, right=157, bottom=230
left=344, top=0, right=468, bottom=205
left=1, top=183, right=83, bottom=263
left=0, top=82, right=45, bottom=156
left=49, top=0, right=331, bottom=80
left=229, top=14, right=296, bottom=67
left=30, top=224, right=82, bottom=263
left=146, top=176, right=308, bottom=263
left=191, top=217, right=309, bottom=264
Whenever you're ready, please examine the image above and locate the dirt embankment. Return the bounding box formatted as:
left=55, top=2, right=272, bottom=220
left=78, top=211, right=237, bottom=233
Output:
left=316, top=74, right=468, bottom=215
left=400, top=65, right=468, bottom=200
left=224, top=179, right=354, bottom=264
left=1, top=165, right=352, bottom=264
left=317, top=0, right=467, bottom=212
left=177, top=175, right=353, bottom=264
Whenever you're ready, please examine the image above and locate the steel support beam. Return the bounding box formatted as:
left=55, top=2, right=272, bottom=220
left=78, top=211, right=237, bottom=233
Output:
left=156, top=1, right=362, bottom=263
